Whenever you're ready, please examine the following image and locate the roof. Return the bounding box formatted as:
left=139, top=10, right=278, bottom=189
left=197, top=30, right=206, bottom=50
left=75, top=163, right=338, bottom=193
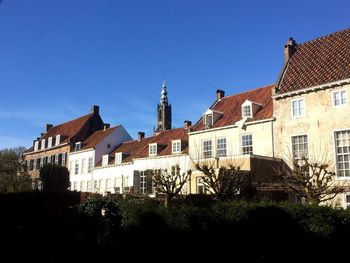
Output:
left=41, top=114, right=92, bottom=144
left=77, top=126, right=119, bottom=151
left=98, top=127, right=189, bottom=165
left=192, top=84, right=274, bottom=131
left=277, top=28, right=350, bottom=94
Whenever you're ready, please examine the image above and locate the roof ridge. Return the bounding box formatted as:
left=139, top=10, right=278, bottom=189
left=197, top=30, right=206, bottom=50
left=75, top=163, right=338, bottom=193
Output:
left=221, top=83, right=274, bottom=100
left=50, top=113, right=92, bottom=130
left=298, top=27, right=350, bottom=46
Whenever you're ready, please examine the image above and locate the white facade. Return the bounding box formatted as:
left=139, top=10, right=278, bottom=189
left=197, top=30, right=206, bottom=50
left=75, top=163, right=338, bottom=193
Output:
left=68, top=125, right=132, bottom=192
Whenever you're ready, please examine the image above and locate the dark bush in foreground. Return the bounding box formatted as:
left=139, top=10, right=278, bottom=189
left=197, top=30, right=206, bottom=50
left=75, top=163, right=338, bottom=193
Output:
left=40, top=163, right=70, bottom=192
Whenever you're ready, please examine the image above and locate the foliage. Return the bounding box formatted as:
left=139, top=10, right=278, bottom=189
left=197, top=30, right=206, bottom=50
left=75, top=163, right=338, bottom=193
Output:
left=276, top=157, right=344, bottom=205
left=195, top=163, right=249, bottom=200
left=152, top=167, right=190, bottom=207
left=39, top=163, right=70, bottom=192
left=78, top=195, right=120, bottom=220
left=0, top=147, right=32, bottom=192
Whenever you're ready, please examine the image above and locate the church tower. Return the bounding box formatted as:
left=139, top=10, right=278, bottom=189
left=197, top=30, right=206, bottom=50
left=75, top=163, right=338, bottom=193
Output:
left=156, top=80, right=172, bottom=131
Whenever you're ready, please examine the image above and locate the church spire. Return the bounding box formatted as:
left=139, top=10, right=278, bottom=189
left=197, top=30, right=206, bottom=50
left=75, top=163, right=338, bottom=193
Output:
left=160, top=80, right=168, bottom=105
left=156, top=80, right=172, bottom=132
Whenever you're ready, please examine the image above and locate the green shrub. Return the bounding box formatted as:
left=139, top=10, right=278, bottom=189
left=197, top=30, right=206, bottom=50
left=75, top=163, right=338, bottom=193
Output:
left=39, top=164, right=70, bottom=192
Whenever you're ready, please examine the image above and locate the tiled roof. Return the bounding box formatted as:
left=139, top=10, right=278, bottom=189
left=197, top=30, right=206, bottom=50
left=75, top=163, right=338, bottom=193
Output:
left=277, top=28, right=350, bottom=94
left=42, top=114, right=92, bottom=143
left=99, top=127, right=189, bottom=165
left=78, top=126, right=119, bottom=150
left=192, top=84, right=274, bottom=131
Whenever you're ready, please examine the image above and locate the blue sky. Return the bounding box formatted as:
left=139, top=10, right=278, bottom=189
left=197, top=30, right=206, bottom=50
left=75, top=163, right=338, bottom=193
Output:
left=0, top=0, right=350, bottom=148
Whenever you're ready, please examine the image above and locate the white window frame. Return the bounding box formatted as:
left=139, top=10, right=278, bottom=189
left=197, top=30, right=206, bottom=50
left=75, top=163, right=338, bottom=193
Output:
left=241, top=134, right=253, bottom=155
left=332, top=89, right=348, bottom=107
left=204, top=113, right=213, bottom=127
left=202, top=139, right=212, bottom=158
left=291, top=134, right=309, bottom=159
left=88, top=157, right=93, bottom=173
left=242, top=105, right=252, bottom=118
left=81, top=159, right=86, bottom=174
left=115, top=152, right=123, bottom=164
left=34, top=141, right=39, bottom=151
left=216, top=137, right=227, bottom=157
left=172, top=140, right=181, bottom=154
left=291, top=98, right=305, bottom=118
left=75, top=142, right=81, bottom=151
left=140, top=171, right=147, bottom=194
left=196, top=177, right=207, bottom=194
left=55, top=134, right=61, bottom=146
left=149, top=143, right=157, bottom=156
left=41, top=139, right=46, bottom=150
left=344, top=192, right=350, bottom=209
left=102, top=155, right=109, bottom=166
left=48, top=137, right=52, bottom=148
left=334, top=129, right=350, bottom=179
left=74, top=160, right=79, bottom=175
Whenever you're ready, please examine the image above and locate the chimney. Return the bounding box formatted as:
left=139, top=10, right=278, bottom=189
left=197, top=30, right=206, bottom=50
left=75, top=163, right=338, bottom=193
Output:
left=45, top=124, right=53, bottom=132
left=284, top=37, right=297, bottom=63
left=103, top=123, right=110, bottom=131
left=91, top=105, right=99, bottom=115
left=216, top=89, right=225, bottom=100
left=138, top=132, right=145, bottom=141
left=184, top=120, right=192, bottom=129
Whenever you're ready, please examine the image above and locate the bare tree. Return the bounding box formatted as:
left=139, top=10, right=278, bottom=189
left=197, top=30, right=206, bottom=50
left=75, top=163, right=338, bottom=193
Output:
left=195, top=163, right=249, bottom=200
left=152, top=166, right=190, bottom=208
left=276, top=157, right=345, bottom=205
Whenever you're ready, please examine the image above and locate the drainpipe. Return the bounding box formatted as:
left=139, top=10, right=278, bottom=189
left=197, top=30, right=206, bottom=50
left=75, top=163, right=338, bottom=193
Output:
left=271, top=120, right=275, bottom=158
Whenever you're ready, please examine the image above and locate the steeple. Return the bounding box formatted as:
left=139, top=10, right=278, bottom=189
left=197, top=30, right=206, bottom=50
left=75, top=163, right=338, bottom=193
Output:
left=156, top=80, right=172, bottom=132
left=160, top=80, right=168, bottom=105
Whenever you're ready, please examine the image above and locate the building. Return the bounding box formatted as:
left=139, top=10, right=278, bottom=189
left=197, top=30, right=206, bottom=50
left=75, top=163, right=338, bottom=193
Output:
left=68, top=125, right=132, bottom=192
left=156, top=80, right=172, bottom=131
left=188, top=86, right=280, bottom=194
left=273, top=28, right=350, bottom=207
left=23, top=105, right=104, bottom=187
left=92, top=125, right=190, bottom=195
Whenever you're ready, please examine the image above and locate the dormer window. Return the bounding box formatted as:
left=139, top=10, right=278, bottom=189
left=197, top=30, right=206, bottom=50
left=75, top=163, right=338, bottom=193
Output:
left=34, top=141, right=39, bottom=151
left=48, top=137, right=53, bottom=148
left=204, top=114, right=213, bottom=127
left=75, top=142, right=81, bottom=151
left=115, top=152, right=122, bottom=164
left=149, top=143, right=157, bottom=156
left=55, top=135, right=61, bottom=146
left=172, top=140, right=181, bottom=154
left=41, top=139, right=46, bottom=150
left=102, top=155, right=109, bottom=166
left=203, top=109, right=223, bottom=128
left=242, top=105, right=252, bottom=118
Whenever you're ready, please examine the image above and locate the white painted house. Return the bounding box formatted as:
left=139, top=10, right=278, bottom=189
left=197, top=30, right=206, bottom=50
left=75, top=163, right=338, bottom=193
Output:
left=68, top=125, right=132, bottom=192
left=93, top=125, right=191, bottom=195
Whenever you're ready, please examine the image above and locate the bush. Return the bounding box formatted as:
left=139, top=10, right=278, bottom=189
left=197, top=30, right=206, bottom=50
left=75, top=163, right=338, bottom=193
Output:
left=39, top=164, right=70, bottom=192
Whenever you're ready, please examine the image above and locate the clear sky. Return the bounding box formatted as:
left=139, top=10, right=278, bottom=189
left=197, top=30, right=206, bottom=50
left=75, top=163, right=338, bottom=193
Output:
left=0, top=0, right=349, bottom=149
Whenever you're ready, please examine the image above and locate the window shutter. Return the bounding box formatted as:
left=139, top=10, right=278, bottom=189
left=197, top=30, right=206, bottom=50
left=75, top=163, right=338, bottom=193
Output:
left=133, top=170, right=140, bottom=194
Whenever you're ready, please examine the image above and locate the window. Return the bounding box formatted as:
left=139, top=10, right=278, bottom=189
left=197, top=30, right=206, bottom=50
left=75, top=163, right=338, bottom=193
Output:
left=115, top=186, right=121, bottom=194
left=74, top=161, right=79, bottom=175
left=41, top=139, right=45, bottom=150
left=93, top=180, right=98, bottom=191
left=149, top=144, right=157, bottom=156
left=291, top=135, right=308, bottom=159
left=47, top=155, right=51, bottom=164
left=115, top=153, right=122, bottom=164
left=344, top=193, right=350, bottom=208
left=73, top=182, right=78, bottom=191
left=70, top=161, right=74, bottom=174
left=291, top=98, right=305, bottom=118
left=87, top=181, right=91, bottom=192
left=106, top=179, right=112, bottom=192
left=197, top=177, right=207, bottom=194
left=241, top=134, right=253, bottom=155
left=40, top=157, right=44, bottom=168
left=217, top=138, right=227, bottom=157
left=333, top=90, right=347, bottom=106
left=204, top=114, right=213, bottom=127
left=61, top=153, right=66, bottom=166
left=55, top=135, right=61, bottom=146
left=88, top=158, right=93, bottom=173
left=102, top=155, right=109, bottom=166
left=80, top=181, right=84, bottom=192
left=34, top=141, right=39, bottom=151
left=75, top=142, right=81, bottom=151
left=81, top=159, right=86, bottom=174
left=335, top=130, right=350, bottom=177
left=48, top=137, right=52, bottom=148
left=54, top=154, right=59, bottom=164
left=140, top=171, right=147, bottom=194
left=202, top=140, right=212, bottom=158
left=172, top=140, right=181, bottom=153
left=171, top=165, right=180, bottom=176
left=242, top=105, right=252, bottom=118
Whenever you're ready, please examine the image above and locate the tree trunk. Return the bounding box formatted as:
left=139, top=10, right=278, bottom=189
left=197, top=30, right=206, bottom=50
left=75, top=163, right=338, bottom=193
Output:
left=164, top=196, right=171, bottom=208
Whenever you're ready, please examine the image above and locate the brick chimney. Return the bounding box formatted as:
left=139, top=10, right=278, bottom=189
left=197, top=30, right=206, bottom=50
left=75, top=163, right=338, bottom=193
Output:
left=103, top=123, right=110, bottom=131
left=184, top=120, right=192, bottom=129
left=216, top=89, right=225, bottom=100
left=284, top=37, right=297, bottom=63
left=45, top=124, right=53, bottom=132
left=91, top=105, right=99, bottom=115
left=138, top=132, right=145, bottom=141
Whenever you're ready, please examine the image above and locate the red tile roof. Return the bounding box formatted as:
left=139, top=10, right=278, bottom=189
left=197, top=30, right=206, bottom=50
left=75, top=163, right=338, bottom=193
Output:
left=192, top=84, right=274, bottom=131
left=277, top=28, right=350, bottom=94
left=78, top=126, right=119, bottom=150
left=100, top=127, right=189, bottom=165
left=42, top=114, right=92, bottom=143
